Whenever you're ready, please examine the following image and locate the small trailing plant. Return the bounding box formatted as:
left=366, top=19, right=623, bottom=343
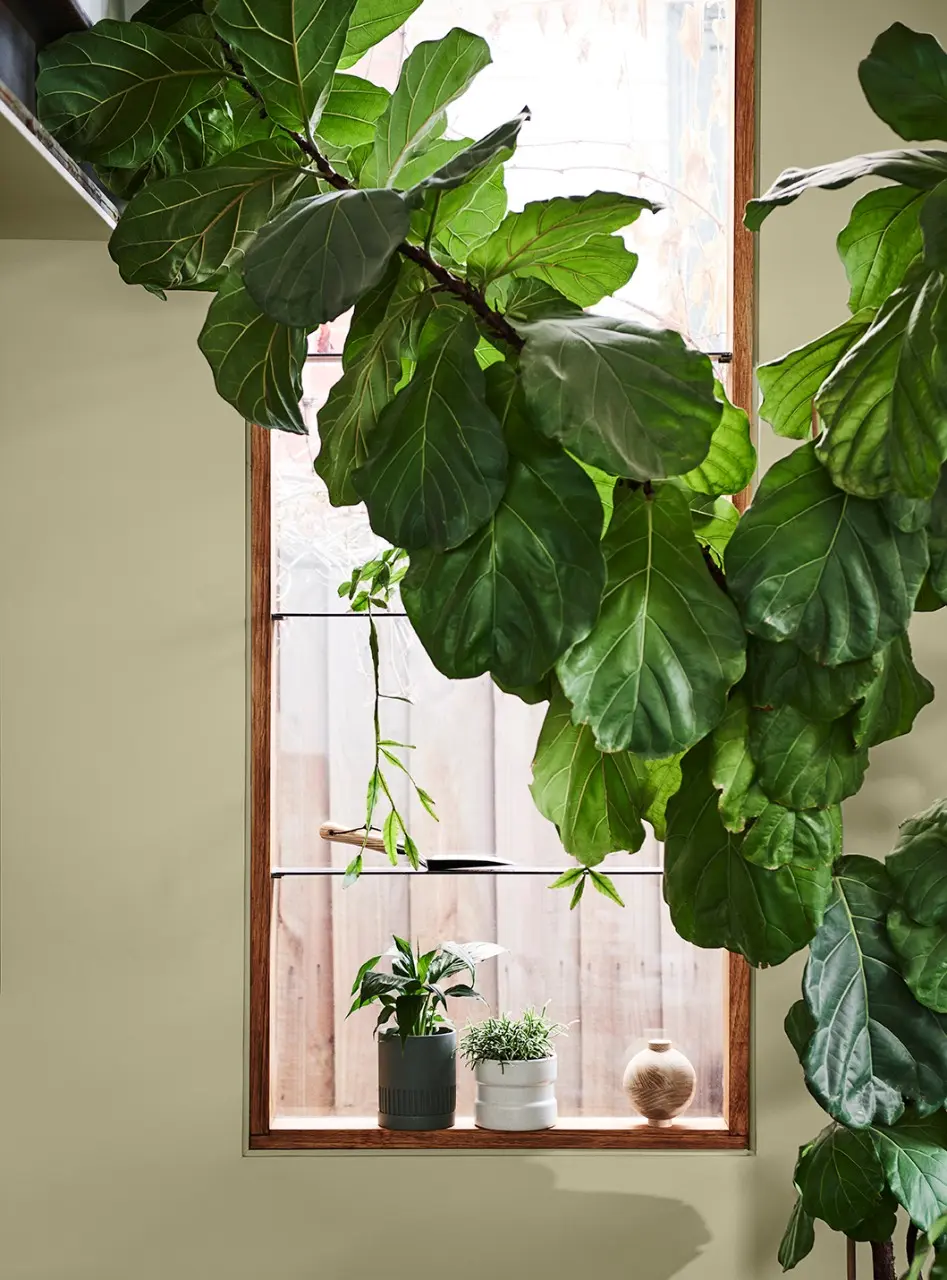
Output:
left=336, top=548, right=437, bottom=884
left=461, top=1007, right=568, bottom=1068
left=349, top=936, right=503, bottom=1043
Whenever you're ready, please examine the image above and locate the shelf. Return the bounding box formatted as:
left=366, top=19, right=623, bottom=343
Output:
left=0, top=78, right=117, bottom=239
left=256, top=1115, right=744, bottom=1152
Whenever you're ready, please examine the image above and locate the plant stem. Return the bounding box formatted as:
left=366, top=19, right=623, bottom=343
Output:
left=218, top=42, right=524, bottom=353
left=362, top=611, right=382, bottom=857
left=870, top=1240, right=896, bottom=1280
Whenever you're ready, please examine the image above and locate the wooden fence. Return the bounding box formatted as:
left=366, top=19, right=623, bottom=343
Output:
left=270, top=612, right=725, bottom=1122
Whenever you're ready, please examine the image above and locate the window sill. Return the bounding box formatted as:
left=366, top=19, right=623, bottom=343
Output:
left=252, top=1116, right=747, bottom=1151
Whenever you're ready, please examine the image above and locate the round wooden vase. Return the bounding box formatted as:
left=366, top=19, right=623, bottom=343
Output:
left=622, top=1038, right=696, bottom=1127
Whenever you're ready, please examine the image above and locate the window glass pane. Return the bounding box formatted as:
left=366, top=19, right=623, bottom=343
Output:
left=268, top=0, right=738, bottom=1130
left=271, top=872, right=725, bottom=1121
left=399, top=0, right=733, bottom=350
left=273, top=360, right=396, bottom=615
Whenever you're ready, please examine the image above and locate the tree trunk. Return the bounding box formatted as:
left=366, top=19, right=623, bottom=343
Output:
left=871, top=1239, right=896, bottom=1280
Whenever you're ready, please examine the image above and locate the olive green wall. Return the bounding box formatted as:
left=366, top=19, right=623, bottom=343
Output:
left=0, top=1, right=944, bottom=1276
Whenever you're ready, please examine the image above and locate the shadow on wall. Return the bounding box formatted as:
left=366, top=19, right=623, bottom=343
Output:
left=300, top=1160, right=711, bottom=1280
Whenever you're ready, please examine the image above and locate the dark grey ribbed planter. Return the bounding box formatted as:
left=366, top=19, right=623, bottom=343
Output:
left=377, top=1028, right=457, bottom=1130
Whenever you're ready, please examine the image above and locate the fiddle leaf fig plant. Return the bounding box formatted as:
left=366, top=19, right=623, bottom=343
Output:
left=745, top=21, right=947, bottom=1280
left=35, top=7, right=947, bottom=1273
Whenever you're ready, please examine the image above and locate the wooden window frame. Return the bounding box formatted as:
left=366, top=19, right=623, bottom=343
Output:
left=248, top=0, right=756, bottom=1153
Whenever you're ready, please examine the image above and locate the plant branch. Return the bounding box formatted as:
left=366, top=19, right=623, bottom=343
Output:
left=870, top=1240, right=895, bottom=1280
left=218, top=39, right=524, bottom=352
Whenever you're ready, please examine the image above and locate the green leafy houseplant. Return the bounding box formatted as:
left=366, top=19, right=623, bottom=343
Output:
left=349, top=936, right=503, bottom=1042
left=742, top=22, right=947, bottom=1280
left=33, top=2, right=947, bottom=1271
left=462, top=1006, right=566, bottom=1133
left=349, top=934, right=503, bottom=1131
left=461, top=1008, right=568, bottom=1068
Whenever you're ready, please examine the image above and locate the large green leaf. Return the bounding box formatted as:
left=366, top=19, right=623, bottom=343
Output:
left=227, top=82, right=279, bottom=146
left=685, top=490, right=740, bottom=567
left=402, top=365, right=605, bottom=685
left=361, top=29, right=491, bottom=187
left=852, top=633, right=934, bottom=748
left=314, top=261, right=425, bottom=505
left=928, top=470, right=947, bottom=601
left=803, top=856, right=947, bottom=1128
left=339, top=0, right=424, bottom=69
left=493, top=278, right=583, bottom=324
left=785, top=999, right=817, bottom=1061
left=557, top=485, right=746, bottom=757
left=724, top=442, right=928, bottom=664
left=886, top=798, right=947, bottom=927
left=493, top=672, right=553, bottom=707
left=197, top=272, right=307, bottom=432
left=859, top=23, right=947, bottom=143
left=749, top=703, right=869, bottom=810
left=663, top=742, right=832, bottom=966
left=577, top=461, right=617, bottom=534
left=516, top=314, right=722, bottom=481
left=243, top=186, right=409, bottom=328
left=922, top=180, right=947, bottom=270
left=747, top=638, right=882, bottom=723
left=505, top=235, right=639, bottom=309
left=710, top=690, right=767, bottom=833
left=529, top=691, right=681, bottom=859
left=468, top=192, right=656, bottom=290
left=36, top=20, right=228, bottom=169
left=816, top=269, right=947, bottom=499
left=757, top=311, right=875, bottom=440
left=390, top=137, right=471, bottom=191
left=96, top=97, right=239, bottom=199
left=888, top=907, right=947, bottom=1013
left=794, top=1124, right=886, bottom=1231
left=211, top=0, right=358, bottom=135
left=680, top=380, right=755, bottom=496
left=883, top=490, right=933, bottom=533
left=778, top=1196, right=815, bottom=1272
left=318, top=74, right=389, bottom=147
left=410, top=111, right=527, bottom=199
left=109, top=137, right=319, bottom=290
left=743, top=803, right=842, bottom=870
left=846, top=1195, right=900, bottom=1244
left=432, top=169, right=507, bottom=265
left=133, top=0, right=204, bottom=27
left=354, top=303, right=507, bottom=550
left=871, top=1110, right=947, bottom=1231
left=745, top=150, right=947, bottom=230
left=837, top=186, right=926, bottom=311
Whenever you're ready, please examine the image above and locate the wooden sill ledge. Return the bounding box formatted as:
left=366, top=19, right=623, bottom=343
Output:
left=252, top=1115, right=747, bottom=1151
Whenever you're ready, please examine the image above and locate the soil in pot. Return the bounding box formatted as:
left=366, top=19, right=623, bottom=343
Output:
left=474, top=1056, right=558, bottom=1131
left=377, top=1027, right=457, bottom=1130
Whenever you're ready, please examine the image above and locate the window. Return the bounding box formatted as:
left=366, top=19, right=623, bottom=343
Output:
left=250, top=0, right=755, bottom=1151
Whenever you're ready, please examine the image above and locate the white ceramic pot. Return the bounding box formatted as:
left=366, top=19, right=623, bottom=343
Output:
left=473, top=1056, right=558, bottom=1131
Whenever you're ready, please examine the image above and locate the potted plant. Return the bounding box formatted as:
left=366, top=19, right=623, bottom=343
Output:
left=461, top=1007, right=568, bottom=1132
left=349, top=936, right=503, bottom=1131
